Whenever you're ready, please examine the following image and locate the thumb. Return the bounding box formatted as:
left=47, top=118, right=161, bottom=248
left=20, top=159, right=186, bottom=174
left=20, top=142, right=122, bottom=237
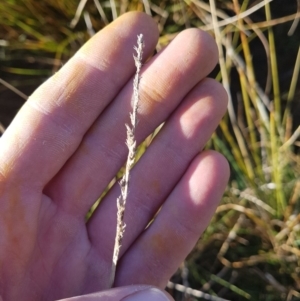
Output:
left=57, top=285, right=174, bottom=301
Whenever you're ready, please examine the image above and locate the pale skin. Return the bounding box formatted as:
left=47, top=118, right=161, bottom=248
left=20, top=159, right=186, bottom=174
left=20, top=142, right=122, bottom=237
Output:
left=0, top=12, right=229, bottom=301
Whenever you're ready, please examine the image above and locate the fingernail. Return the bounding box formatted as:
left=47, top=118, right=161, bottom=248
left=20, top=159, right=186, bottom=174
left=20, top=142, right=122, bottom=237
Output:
left=121, top=288, right=171, bottom=301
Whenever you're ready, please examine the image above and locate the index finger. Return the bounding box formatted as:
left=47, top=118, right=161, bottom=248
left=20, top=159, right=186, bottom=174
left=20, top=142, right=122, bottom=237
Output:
left=0, top=12, right=158, bottom=188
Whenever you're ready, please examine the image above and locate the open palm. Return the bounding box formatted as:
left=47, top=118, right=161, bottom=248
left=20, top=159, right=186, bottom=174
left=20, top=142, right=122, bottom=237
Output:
left=0, top=12, right=229, bottom=301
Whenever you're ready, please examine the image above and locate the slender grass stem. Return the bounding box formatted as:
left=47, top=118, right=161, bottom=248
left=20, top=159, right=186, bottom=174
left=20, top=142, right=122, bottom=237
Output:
left=109, top=34, right=144, bottom=288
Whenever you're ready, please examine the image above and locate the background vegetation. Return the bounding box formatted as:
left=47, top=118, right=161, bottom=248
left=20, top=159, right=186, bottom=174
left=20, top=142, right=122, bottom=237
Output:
left=0, top=0, right=299, bottom=300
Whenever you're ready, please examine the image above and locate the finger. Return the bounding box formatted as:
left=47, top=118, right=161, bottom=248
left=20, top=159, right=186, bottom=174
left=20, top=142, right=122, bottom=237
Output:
left=115, top=151, right=229, bottom=287
left=0, top=12, right=158, bottom=188
left=87, top=79, right=227, bottom=263
left=45, top=29, right=219, bottom=217
left=57, top=286, right=173, bottom=301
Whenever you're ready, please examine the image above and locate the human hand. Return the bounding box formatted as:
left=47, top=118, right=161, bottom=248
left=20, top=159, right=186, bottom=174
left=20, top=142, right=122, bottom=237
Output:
left=0, top=12, right=229, bottom=301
